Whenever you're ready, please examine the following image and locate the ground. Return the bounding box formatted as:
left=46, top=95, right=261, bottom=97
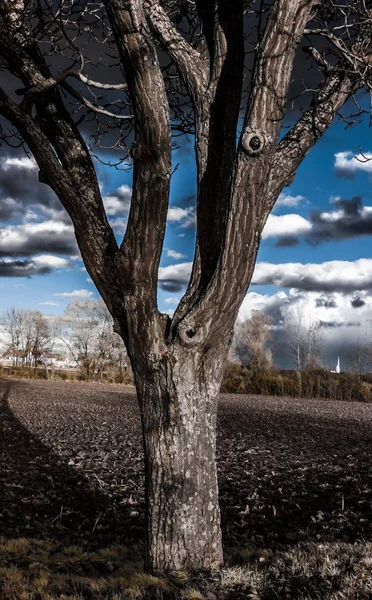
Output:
left=0, top=378, right=371, bottom=599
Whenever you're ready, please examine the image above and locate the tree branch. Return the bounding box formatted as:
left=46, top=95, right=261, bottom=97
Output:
left=171, top=0, right=245, bottom=334
left=242, top=0, right=317, bottom=147
left=0, top=86, right=124, bottom=325
left=275, top=6, right=372, bottom=190
left=144, top=0, right=208, bottom=102
left=103, top=0, right=172, bottom=345
left=275, top=70, right=363, bottom=191
left=173, top=0, right=319, bottom=342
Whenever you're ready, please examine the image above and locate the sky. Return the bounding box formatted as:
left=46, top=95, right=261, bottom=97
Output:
left=1, top=105, right=372, bottom=368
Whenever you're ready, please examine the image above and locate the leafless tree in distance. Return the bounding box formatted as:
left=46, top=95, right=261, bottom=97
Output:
left=59, top=299, right=128, bottom=380
left=0, top=0, right=372, bottom=571
left=285, top=307, right=325, bottom=371
left=236, top=310, right=273, bottom=372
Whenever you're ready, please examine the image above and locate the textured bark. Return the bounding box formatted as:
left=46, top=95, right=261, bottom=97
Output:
left=134, top=350, right=224, bottom=571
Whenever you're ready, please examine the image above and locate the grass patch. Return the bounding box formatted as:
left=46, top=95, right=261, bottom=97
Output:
left=1, top=538, right=371, bottom=599
left=221, top=541, right=372, bottom=599
left=0, top=537, right=172, bottom=599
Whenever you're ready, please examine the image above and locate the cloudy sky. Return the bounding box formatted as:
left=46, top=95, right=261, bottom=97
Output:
left=1, top=104, right=372, bottom=368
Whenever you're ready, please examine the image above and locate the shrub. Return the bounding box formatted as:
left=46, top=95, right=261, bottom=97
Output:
left=221, top=365, right=372, bottom=402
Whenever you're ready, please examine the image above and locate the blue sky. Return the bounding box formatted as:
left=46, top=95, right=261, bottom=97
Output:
left=2, top=106, right=372, bottom=366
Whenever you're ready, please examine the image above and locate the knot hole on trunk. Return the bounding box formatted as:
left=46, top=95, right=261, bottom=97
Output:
left=242, top=130, right=265, bottom=156
left=179, top=325, right=203, bottom=346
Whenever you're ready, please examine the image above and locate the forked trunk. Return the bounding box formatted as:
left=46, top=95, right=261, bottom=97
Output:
left=133, top=351, right=224, bottom=572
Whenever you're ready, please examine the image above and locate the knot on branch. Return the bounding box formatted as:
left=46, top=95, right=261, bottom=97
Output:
left=242, top=129, right=265, bottom=156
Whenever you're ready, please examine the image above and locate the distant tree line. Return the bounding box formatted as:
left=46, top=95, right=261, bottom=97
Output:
left=2, top=303, right=371, bottom=396
left=0, top=301, right=131, bottom=383
left=224, top=309, right=372, bottom=402
left=230, top=308, right=326, bottom=373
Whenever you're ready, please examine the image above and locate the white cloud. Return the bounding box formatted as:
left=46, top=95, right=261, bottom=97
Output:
left=262, top=213, right=312, bottom=239
left=39, top=301, right=59, bottom=306
left=158, top=262, right=192, bottom=285
left=86, top=277, right=93, bottom=283
left=53, top=289, right=94, bottom=298
left=0, top=255, right=69, bottom=278
left=0, top=220, right=75, bottom=256
left=238, top=288, right=372, bottom=363
left=103, top=196, right=123, bottom=216
left=167, top=206, right=195, bottom=228
left=164, top=297, right=180, bottom=305
left=167, top=207, right=189, bottom=222
left=238, top=291, right=288, bottom=322
left=32, top=255, right=70, bottom=268
left=167, top=249, right=187, bottom=260
left=1, top=157, right=37, bottom=171
left=252, top=258, right=372, bottom=293
left=103, top=184, right=131, bottom=216
left=334, top=151, right=372, bottom=176
left=109, top=216, right=127, bottom=234
left=320, top=205, right=372, bottom=222
left=276, top=192, right=305, bottom=207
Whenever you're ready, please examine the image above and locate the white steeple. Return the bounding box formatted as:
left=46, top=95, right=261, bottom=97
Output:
left=336, top=357, right=340, bottom=374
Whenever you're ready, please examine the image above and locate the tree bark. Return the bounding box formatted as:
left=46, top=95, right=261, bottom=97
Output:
left=132, top=346, right=225, bottom=572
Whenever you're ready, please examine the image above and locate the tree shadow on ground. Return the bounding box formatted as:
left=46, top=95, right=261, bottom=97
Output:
left=0, top=379, right=143, bottom=554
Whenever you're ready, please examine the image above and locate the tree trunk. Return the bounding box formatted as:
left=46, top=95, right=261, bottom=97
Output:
left=133, top=351, right=224, bottom=572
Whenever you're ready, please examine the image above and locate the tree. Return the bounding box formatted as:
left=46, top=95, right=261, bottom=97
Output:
left=0, top=307, right=25, bottom=365
left=0, top=0, right=371, bottom=571
left=59, top=300, right=127, bottom=380
left=26, top=310, right=51, bottom=370
left=236, top=311, right=273, bottom=372
left=285, top=307, right=325, bottom=371
left=0, top=307, right=52, bottom=369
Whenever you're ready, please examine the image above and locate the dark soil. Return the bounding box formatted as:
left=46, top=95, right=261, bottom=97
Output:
left=1, top=378, right=371, bottom=555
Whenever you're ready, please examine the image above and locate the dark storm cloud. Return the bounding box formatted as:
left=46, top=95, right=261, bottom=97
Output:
left=0, top=153, right=64, bottom=222
left=252, top=259, right=372, bottom=294
left=275, top=197, right=372, bottom=248
left=275, top=235, right=300, bottom=247
left=319, top=320, right=361, bottom=329
left=309, top=197, right=372, bottom=244
left=159, top=280, right=185, bottom=293
left=0, top=259, right=53, bottom=277
left=260, top=297, right=289, bottom=326
left=351, top=296, right=365, bottom=308
left=0, top=223, right=78, bottom=257
left=316, top=296, right=337, bottom=308
left=319, top=320, right=343, bottom=328
left=334, top=165, right=355, bottom=180
left=255, top=274, right=370, bottom=294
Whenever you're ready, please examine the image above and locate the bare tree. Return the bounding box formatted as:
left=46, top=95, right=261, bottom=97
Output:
left=0, top=0, right=371, bottom=571
left=285, top=307, right=325, bottom=371
left=236, top=311, right=273, bottom=372
left=59, top=300, right=126, bottom=380
left=0, top=307, right=52, bottom=369
left=346, top=334, right=372, bottom=377
left=27, top=311, right=51, bottom=370
left=0, top=307, right=25, bottom=366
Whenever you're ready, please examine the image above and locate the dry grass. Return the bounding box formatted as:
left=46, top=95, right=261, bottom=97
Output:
left=222, top=541, right=372, bottom=599
left=1, top=538, right=371, bottom=599
left=0, top=538, right=173, bottom=600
